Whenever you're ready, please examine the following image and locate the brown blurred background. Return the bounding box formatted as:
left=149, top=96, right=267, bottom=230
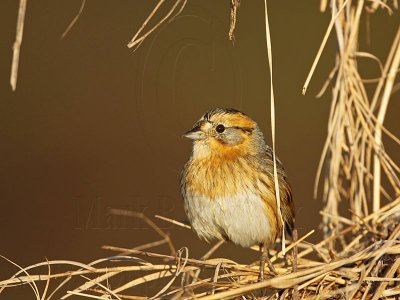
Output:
left=0, top=1, right=399, bottom=298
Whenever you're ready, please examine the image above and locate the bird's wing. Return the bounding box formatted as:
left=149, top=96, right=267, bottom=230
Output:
left=264, top=146, right=295, bottom=237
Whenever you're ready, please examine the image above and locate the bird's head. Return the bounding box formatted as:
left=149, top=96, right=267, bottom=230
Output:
left=183, top=108, right=265, bottom=157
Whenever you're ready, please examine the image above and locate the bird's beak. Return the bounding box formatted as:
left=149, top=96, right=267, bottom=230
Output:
left=183, top=123, right=206, bottom=140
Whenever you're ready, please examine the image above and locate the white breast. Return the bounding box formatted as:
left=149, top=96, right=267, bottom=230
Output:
left=184, top=189, right=274, bottom=248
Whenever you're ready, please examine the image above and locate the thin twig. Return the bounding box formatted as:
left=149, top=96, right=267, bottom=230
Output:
left=263, top=0, right=286, bottom=255
left=127, top=0, right=187, bottom=49
left=302, top=0, right=349, bottom=95
left=155, top=215, right=191, bottom=229
left=10, top=0, right=27, bottom=91
left=60, top=0, right=86, bottom=39
left=372, top=26, right=400, bottom=212
left=229, top=0, right=240, bottom=41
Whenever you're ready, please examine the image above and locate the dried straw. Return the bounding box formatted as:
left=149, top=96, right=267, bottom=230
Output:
left=0, top=198, right=399, bottom=299
left=10, top=0, right=27, bottom=91
left=303, top=0, right=400, bottom=239
left=2, top=1, right=399, bottom=299
left=60, top=0, right=86, bottom=40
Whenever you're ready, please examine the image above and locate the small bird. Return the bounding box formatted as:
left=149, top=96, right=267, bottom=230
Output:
left=180, top=108, right=295, bottom=280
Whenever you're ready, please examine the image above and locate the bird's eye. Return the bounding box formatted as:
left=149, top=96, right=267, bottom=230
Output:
left=216, top=124, right=225, bottom=133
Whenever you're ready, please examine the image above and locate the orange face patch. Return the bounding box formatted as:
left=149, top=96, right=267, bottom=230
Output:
left=207, top=136, right=248, bottom=157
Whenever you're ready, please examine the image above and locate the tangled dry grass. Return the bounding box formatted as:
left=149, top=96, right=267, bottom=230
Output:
left=304, top=0, right=400, bottom=242
left=3, top=0, right=400, bottom=299
left=0, top=200, right=399, bottom=299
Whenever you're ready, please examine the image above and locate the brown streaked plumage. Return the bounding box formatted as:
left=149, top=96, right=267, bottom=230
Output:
left=181, top=108, right=295, bottom=280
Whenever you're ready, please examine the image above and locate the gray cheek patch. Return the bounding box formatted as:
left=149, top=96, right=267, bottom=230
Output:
left=219, top=128, right=245, bottom=145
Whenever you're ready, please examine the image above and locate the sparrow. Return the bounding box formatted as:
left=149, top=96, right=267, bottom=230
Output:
left=180, top=108, right=295, bottom=280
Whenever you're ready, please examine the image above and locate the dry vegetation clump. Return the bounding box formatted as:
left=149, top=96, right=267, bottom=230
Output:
left=2, top=0, right=400, bottom=299
left=0, top=201, right=399, bottom=299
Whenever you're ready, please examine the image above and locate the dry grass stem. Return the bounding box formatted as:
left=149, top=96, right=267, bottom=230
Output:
left=154, top=214, right=192, bottom=229
left=10, top=0, right=27, bottom=91
left=372, top=26, right=400, bottom=212
left=60, top=0, right=86, bottom=40
left=263, top=0, right=286, bottom=255
left=126, top=0, right=187, bottom=49
left=229, top=0, right=240, bottom=41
